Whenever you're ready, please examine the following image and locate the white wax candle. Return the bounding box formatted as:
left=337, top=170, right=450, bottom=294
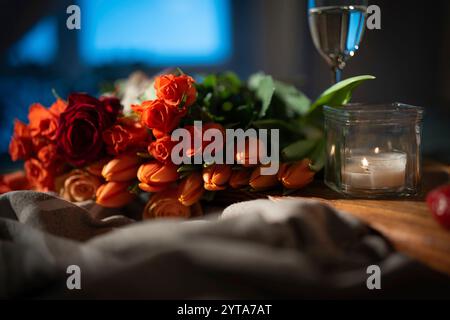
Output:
left=342, top=151, right=407, bottom=190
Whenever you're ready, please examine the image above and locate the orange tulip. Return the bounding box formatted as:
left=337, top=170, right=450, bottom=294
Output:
left=143, top=188, right=202, bottom=220
left=85, top=158, right=112, bottom=177
left=102, top=153, right=141, bottom=182
left=278, top=159, right=315, bottom=189
left=96, top=181, right=135, bottom=208
left=178, top=172, right=204, bottom=206
left=137, top=161, right=178, bottom=192
left=229, top=169, right=251, bottom=189
left=249, top=165, right=279, bottom=191
left=202, top=164, right=232, bottom=191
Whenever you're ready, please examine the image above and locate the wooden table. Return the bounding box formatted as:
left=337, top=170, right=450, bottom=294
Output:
left=221, top=161, right=450, bottom=276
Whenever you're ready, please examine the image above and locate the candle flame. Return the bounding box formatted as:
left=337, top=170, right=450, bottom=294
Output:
left=374, top=147, right=380, bottom=154
left=361, top=158, right=369, bottom=168
left=330, top=145, right=335, bottom=156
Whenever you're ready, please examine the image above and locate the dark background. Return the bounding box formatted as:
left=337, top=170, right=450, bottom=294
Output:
left=1, top=0, right=449, bottom=171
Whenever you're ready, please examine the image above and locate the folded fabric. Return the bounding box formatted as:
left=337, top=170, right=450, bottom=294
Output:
left=0, top=191, right=449, bottom=299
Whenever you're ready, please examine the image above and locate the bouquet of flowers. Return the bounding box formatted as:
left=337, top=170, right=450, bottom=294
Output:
left=2, top=70, right=374, bottom=219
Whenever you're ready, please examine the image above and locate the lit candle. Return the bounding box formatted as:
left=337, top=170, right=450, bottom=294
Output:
left=342, top=150, right=407, bottom=190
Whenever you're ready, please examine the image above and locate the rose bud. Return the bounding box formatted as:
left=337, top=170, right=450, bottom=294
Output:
left=102, top=118, right=149, bottom=155
left=229, top=169, right=251, bottom=189
left=9, top=120, right=33, bottom=162
left=149, top=136, right=177, bottom=163
left=9, top=136, right=32, bottom=162
left=137, top=161, right=178, bottom=192
left=49, top=98, right=67, bottom=116
left=154, top=74, right=197, bottom=110
left=249, top=165, right=279, bottom=191
left=143, top=188, right=202, bottom=220
left=235, top=136, right=266, bottom=167
left=132, top=100, right=182, bottom=139
left=37, top=144, right=60, bottom=169
left=102, top=153, right=141, bottom=182
left=28, top=103, right=59, bottom=141
left=202, top=164, right=232, bottom=191
left=178, top=172, right=204, bottom=206
left=59, top=170, right=102, bottom=202
left=278, top=159, right=315, bottom=189
left=96, top=181, right=135, bottom=208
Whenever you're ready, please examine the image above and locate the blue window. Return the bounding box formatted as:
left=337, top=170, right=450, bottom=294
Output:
left=79, top=0, right=232, bottom=66
left=8, top=17, right=58, bottom=66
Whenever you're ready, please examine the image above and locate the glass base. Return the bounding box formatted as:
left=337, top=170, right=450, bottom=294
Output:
left=325, top=181, right=420, bottom=199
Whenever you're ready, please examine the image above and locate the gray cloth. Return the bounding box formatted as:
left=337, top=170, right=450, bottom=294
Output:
left=0, top=191, right=449, bottom=299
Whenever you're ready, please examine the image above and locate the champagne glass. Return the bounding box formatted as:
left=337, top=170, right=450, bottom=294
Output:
left=308, top=0, right=368, bottom=83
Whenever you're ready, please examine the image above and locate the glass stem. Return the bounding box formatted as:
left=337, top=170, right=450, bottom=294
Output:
left=332, top=67, right=343, bottom=84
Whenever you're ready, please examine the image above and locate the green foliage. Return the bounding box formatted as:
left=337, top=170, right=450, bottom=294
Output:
left=309, top=75, right=376, bottom=112
left=281, top=139, right=318, bottom=162
left=190, top=72, right=375, bottom=172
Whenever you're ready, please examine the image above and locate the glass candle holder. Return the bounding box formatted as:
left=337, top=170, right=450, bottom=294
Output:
left=324, top=103, right=424, bottom=198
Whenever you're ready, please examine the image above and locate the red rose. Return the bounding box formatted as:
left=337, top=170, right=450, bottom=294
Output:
left=132, top=99, right=182, bottom=138
left=99, top=96, right=123, bottom=122
left=149, top=136, right=177, bottom=163
left=25, top=158, right=54, bottom=191
left=28, top=103, right=59, bottom=141
left=102, top=118, right=149, bottom=155
left=9, top=120, right=32, bottom=161
left=49, top=98, right=67, bottom=117
left=57, top=93, right=121, bottom=167
left=37, top=144, right=60, bottom=169
left=154, top=74, right=197, bottom=110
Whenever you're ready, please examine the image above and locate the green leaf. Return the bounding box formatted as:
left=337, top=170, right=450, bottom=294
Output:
left=309, top=138, right=326, bottom=172
left=248, top=73, right=275, bottom=118
left=222, top=101, right=233, bottom=111
left=179, top=171, right=194, bottom=180
left=310, top=75, right=376, bottom=112
left=222, top=71, right=241, bottom=88
left=137, top=152, right=153, bottom=159
left=127, top=182, right=141, bottom=195
left=177, top=164, right=197, bottom=173
left=281, top=139, right=317, bottom=162
left=252, top=119, right=304, bottom=135
left=274, top=81, right=311, bottom=116
left=202, top=74, right=217, bottom=88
